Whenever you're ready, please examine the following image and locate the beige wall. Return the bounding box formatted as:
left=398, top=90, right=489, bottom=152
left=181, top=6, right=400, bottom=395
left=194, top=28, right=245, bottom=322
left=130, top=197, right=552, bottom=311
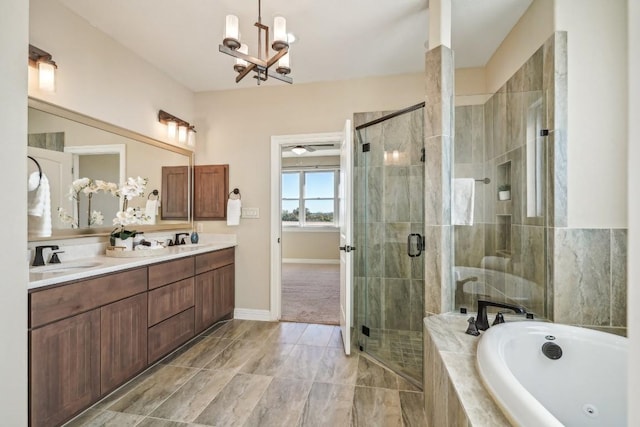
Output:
left=484, top=0, right=555, bottom=94
left=555, top=0, right=628, bottom=228
left=1, top=0, right=29, bottom=423
left=194, top=73, right=424, bottom=310
left=282, top=231, right=340, bottom=261
left=29, top=0, right=195, bottom=147
left=629, top=0, right=640, bottom=419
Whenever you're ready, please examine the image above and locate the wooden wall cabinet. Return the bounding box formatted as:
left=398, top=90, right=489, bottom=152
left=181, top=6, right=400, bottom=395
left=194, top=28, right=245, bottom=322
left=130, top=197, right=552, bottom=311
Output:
left=161, top=166, right=189, bottom=220
left=193, top=164, right=228, bottom=220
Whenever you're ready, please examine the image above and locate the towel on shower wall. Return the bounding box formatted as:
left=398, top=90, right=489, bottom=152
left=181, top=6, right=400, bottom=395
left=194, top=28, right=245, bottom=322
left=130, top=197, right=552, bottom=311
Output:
left=227, top=198, right=242, bottom=226
left=27, top=173, right=52, bottom=237
left=452, top=178, right=475, bottom=226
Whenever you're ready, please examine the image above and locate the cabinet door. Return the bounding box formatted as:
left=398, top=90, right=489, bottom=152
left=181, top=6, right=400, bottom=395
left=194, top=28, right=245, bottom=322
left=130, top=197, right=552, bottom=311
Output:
left=193, top=164, right=229, bottom=220
left=161, top=165, right=189, bottom=220
left=30, top=310, right=100, bottom=427
left=215, top=264, right=235, bottom=321
left=100, top=293, right=148, bottom=394
left=195, top=270, right=216, bottom=334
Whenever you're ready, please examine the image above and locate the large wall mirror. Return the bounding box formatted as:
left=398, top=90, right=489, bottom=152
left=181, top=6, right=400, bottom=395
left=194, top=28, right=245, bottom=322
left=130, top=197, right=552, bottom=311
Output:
left=27, top=98, right=193, bottom=241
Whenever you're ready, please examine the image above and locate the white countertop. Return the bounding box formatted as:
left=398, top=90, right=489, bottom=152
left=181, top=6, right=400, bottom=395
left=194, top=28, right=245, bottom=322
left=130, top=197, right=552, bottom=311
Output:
left=29, top=241, right=236, bottom=290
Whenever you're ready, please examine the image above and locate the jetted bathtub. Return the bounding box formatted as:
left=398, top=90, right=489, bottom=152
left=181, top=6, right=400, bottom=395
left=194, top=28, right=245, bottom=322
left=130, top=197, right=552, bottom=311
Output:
left=477, top=322, right=627, bottom=426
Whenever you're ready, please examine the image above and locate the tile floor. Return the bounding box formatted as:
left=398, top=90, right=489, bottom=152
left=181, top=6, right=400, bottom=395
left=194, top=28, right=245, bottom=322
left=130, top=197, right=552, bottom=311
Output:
left=64, top=320, right=427, bottom=427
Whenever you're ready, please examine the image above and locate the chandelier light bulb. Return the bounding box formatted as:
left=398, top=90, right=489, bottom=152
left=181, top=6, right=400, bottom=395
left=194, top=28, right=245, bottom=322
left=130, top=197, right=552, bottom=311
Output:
left=223, top=15, right=241, bottom=49
left=276, top=52, right=291, bottom=75
left=272, top=16, right=288, bottom=51
left=234, top=43, right=249, bottom=72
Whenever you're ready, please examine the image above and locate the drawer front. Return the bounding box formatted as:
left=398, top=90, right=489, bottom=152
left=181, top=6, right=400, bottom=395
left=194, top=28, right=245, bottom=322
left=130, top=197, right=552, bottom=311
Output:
left=148, top=278, right=194, bottom=327
left=148, top=256, right=194, bottom=290
left=30, top=267, right=148, bottom=328
left=195, top=247, right=235, bottom=275
left=147, top=308, right=195, bottom=363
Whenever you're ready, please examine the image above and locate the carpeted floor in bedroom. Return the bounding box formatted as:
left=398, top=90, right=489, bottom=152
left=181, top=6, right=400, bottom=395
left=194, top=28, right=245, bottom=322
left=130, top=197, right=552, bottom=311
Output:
left=281, top=263, right=340, bottom=325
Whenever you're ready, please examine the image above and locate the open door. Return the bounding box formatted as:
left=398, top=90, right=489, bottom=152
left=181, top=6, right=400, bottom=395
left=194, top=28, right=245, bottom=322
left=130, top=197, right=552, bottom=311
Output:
left=339, top=119, right=353, bottom=355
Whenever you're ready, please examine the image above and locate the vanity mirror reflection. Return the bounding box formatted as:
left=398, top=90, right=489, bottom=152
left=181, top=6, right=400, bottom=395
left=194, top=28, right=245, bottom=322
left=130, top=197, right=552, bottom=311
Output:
left=27, top=98, right=193, bottom=241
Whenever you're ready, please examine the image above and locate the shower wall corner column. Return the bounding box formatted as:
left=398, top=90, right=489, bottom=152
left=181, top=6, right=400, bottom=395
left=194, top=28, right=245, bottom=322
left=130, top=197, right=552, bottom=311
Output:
left=423, top=45, right=455, bottom=315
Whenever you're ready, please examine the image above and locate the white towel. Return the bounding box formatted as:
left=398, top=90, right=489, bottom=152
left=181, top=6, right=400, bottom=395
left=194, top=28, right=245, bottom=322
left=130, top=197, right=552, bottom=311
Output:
left=27, top=173, right=52, bottom=237
left=144, top=200, right=158, bottom=224
left=227, top=199, right=241, bottom=226
left=452, top=178, right=475, bottom=226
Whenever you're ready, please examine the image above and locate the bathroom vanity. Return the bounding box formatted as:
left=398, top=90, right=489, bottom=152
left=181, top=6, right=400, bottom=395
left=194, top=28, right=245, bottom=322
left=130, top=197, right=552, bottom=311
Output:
left=28, top=243, right=235, bottom=427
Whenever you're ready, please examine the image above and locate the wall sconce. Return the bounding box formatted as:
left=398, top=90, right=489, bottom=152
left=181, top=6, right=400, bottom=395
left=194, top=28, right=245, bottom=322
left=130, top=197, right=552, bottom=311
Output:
left=158, top=110, right=196, bottom=147
left=28, top=44, right=57, bottom=92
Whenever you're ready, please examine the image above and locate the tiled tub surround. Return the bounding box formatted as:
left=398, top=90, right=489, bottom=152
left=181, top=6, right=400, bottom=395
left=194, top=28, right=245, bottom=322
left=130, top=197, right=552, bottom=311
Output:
left=453, top=32, right=628, bottom=333
left=29, top=233, right=237, bottom=289
left=423, top=313, right=512, bottom=427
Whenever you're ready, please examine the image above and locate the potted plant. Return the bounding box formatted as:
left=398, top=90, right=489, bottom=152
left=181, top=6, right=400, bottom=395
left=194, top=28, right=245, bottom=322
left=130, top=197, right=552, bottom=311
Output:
left=109, top=176, right=149, bottom=250
left=498, top=184, right=511, bottom=201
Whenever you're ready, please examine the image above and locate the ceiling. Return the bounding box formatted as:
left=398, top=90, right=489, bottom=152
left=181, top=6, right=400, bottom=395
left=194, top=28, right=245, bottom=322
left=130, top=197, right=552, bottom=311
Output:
left=59, top=0, right=532, bottom=92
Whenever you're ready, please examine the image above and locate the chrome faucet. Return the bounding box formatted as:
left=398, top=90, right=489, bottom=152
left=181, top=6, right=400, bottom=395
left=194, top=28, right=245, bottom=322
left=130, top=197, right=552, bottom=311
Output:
left=475, top=299, right=526, bottom=331
left=32, top=245, right=59, bottom=267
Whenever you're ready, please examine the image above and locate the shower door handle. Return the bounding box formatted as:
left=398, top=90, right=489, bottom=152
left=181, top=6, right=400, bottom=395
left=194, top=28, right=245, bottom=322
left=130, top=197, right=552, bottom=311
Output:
left=407, top=234, right=424, bottom=257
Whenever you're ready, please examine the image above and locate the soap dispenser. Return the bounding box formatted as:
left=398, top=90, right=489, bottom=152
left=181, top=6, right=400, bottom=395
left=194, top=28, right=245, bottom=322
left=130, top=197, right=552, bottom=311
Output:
left=190, top=230, right=199, bottom=244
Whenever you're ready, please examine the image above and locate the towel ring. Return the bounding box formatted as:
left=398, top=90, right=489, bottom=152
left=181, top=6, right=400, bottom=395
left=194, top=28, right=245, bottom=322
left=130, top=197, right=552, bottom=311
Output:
left=228, top=188, right=241, bottom=200
left=148, top=189, right=159, bottom=200
left=27, top=156, right=43, bottom=190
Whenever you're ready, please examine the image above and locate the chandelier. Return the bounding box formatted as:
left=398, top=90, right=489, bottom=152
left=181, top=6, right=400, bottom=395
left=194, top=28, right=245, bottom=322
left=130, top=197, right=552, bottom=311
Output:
left=218, top=0, right=292, bottom=85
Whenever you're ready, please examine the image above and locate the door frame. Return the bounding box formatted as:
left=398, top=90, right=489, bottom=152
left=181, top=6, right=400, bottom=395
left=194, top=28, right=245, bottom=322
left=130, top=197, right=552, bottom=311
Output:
left=270, top=131, right=344, bottom=321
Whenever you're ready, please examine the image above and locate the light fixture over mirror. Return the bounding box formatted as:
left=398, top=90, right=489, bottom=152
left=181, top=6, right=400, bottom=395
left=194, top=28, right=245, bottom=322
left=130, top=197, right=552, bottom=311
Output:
left=28, top=44, right=57, bottom=92
left=158, top=110, right=196, bottom=147
left=219, top=0, right=293, bottom=85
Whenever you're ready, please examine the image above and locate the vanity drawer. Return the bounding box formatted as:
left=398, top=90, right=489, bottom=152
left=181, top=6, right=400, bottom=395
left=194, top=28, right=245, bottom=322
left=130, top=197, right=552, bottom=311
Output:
left=148, top=308, right=195, bottom=363
left=148, top=277, right=194, bottom=327
left=30, top=267, right=148, bottom=328
left=195, top=247, right=235, bottom=275
left=148, top=256, right=194, bottom=289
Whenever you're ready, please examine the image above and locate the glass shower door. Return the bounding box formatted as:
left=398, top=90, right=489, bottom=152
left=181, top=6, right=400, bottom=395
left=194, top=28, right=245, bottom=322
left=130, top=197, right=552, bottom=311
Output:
left=354, top=103, right=425, bottom=385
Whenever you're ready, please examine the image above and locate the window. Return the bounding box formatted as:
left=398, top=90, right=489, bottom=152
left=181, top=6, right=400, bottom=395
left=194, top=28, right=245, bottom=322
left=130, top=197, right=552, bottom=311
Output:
left=282, top=169, right=339, bottom=227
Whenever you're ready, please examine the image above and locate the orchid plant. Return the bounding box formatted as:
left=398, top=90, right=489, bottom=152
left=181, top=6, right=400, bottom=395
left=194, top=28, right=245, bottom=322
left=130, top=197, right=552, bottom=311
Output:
left=110, top=176, right=150, bottom=243
left=57, top=177, right=105, bottom=228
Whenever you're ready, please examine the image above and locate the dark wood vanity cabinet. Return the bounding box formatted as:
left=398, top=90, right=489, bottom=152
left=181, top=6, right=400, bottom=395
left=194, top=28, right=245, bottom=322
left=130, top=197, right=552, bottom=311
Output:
left=29, top=267, right=148, bottom=427
left=193, top=164, right=229, bottom=220
left=195, top=247, right=235, bottom=333
left=28, top=248, right=235, bottom=426
left=30, top=309, right=101, bottom=427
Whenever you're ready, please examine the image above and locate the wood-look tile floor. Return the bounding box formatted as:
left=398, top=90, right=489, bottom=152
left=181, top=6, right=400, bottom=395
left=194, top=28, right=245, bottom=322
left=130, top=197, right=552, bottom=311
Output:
left=65, top=320, right=426, bottom=427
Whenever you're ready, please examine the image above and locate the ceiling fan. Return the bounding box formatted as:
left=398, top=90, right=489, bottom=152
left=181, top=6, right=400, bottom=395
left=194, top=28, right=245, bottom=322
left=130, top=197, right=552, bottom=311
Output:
left=283, top=144, right=334, bottom=155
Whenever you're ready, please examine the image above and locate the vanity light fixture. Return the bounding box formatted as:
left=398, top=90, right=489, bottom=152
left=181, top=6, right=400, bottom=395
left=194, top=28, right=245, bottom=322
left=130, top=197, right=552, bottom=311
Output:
left=28, top=44, right=57, bottom=92
left=219, top=0, right=293, bottom=85
left=158, top=110, right=195, bottom=147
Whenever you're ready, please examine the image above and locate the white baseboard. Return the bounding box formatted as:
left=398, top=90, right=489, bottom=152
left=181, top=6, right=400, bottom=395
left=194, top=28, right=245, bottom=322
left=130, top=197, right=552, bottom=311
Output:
left=234, top=308, right=274, bottom=321
left=282, top=258, right=339, bottom=265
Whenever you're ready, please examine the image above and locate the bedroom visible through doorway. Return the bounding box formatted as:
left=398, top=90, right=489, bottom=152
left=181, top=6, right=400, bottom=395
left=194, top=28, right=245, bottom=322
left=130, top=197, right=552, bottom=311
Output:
left=280, top=143, right=341, bottom=325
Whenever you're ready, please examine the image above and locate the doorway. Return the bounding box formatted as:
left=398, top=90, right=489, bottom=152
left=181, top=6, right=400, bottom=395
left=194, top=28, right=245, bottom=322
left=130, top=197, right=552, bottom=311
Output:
left=269, top=132, right=344, bottom=325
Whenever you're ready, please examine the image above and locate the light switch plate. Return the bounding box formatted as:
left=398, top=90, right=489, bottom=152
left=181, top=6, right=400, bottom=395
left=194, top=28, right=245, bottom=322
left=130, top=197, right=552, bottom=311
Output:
left=242, top=207, right=260, bottom=219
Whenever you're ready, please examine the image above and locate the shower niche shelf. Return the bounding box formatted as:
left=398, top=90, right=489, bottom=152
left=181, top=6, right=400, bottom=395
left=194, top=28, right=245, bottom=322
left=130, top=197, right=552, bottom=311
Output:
left=497, top=160, right=512, bottom=202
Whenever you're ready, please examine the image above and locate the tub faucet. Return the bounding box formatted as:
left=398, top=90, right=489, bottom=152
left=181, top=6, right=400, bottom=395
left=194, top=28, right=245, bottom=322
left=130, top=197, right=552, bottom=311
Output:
left=32, top=245, right=59, bottom=267
left=475, top=299, right=526, bottom=331
left=457, top=276, right=478, bottom=286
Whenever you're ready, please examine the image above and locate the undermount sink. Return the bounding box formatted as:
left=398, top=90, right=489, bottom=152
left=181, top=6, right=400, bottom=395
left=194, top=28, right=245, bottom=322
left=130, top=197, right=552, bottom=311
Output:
left=31, top=261, right=103, bottom=274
